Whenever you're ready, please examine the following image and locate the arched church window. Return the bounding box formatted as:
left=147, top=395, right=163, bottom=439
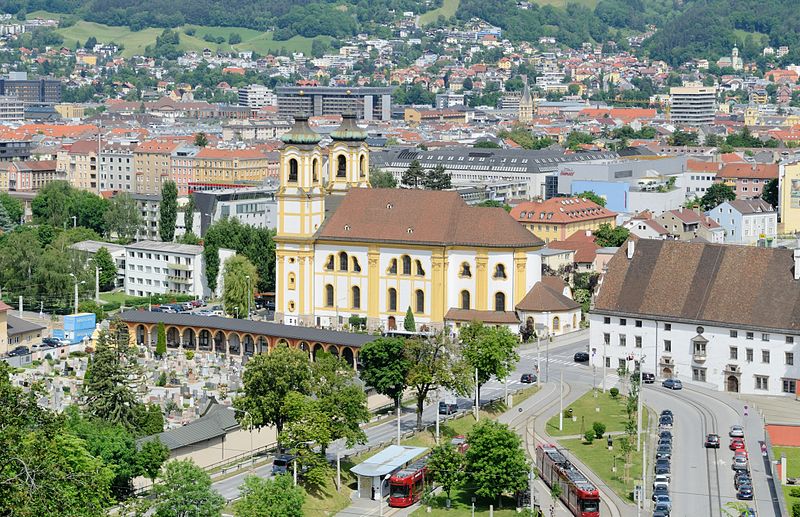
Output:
left=337, top=155, right=346, bottom=178
left=288, top=158, right=298, bottom=183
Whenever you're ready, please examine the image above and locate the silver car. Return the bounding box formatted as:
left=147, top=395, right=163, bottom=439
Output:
left=730, top=425, right=745, bottom=438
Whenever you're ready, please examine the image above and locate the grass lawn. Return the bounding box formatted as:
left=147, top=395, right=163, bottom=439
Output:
left=411, top=488, right=535, bottom=516
left=419, top=0, right=460, bottom=25
left=28, top=11, right=329, bottom=57
left=560, top=437, right=642, bottom=502
left=773, top=447, right=800, bottom=511
left=303, top=475, right=352, bottom=516
left=546, top=389, right=649, bottom=437
left=99, top=291, right=138, bottom=305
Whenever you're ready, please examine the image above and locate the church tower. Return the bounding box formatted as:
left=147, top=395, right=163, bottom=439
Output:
left=518, top=76, right=535, bottom=123
left=327, top=111, right=370, bottom=194
left=275, top=114, right=325, bottom=326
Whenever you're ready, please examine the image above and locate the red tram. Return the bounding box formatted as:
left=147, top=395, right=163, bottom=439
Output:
left=388, top=456, right=429, bottom=508
left=536, top=444, right=600, bottom=517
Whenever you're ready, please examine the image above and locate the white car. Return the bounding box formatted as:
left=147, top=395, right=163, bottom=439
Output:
left=653, top=474, right=670, bottom=491
left=730, top=425, right=745, bottom=438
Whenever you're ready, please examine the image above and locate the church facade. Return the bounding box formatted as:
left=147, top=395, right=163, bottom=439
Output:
left=274, top=114, right=545, bottom=331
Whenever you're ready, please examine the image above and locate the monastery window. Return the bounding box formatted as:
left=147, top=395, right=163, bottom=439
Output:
left=339, top=252, right=349, bottom=271
left=337, top=155, right=346, bottom=178
left=460, top=290, right=470, bottom=310
left=415, top=289, right=424, bottom=314
left=401, top=255, right=412, bottom=275
left=288, top=158, right=298, bottom=183
left=494, top=264, right=507, bottom=279
left=460, top=262, right=472, bottom=278
left=352, top=257, right=361, bottom=272
left=352, top=286, right=361, bottom=309
left=312, top=158, right=319, bottom=182
left=388, top=288, right=398, bottom=311
left=325, top=255, right=335, bottom=271
left=288, top=273, right=296, bottom=290
left=387, top=258, right=397, bottom=274
left=359, top=155, right=366, bottom=177
left=552, top=316, right=560, bottom=331
left=325, top=284, right=334, bottom=307
left=415, top=260, right=425, bottom=276
left=494, top=292, right=506, bottom=312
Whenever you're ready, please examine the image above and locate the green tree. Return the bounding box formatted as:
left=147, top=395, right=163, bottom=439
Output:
left=32, top=180, right=75, bottom=228
left=84, top=36, right=97, bottom=49
left=401, top=159, right=425, bottom=188
left=423, top=164, right=452, bottom=190
left=135, top=403, right=165, bottom=436
left=234, top=344, right=312, bottom=443
left=92, top=246, right=117, bottom=291
left=78, top=300, right=106, bottom=322
left=668, top=130, right=699, bottom=146
left=701, top=183, right=736, bottom=211
left=104, top=192, right=142, bottom=242
left=761, top=178, right=779, bottom=207
left=194, top=132, right=209, bottom=147
left=405, top=334, right=472, bottom=430
left=309, top=351, right=369, bottom=449
left=0, top=192, right=23, bottom=225
left=155, top=322, right=167, bottom=358
left=465, top=420, right=529, bottom=507
left=184, top=195, right=195, bottom=234
left=138, top=439, right=170, bottom=483
left=229, top=33, right=242, bottom=45
left=358, top=337, right=411, bottom=410
left=565, top=131, right=595, bottom=150
left=234, top=474, right=305, bottom=517
left=476, top=199, right=512, bottom=212
left=593, top=223, right=630, bottom=247
left=575, top=191, right=607, bottom=207
left=82, top=329, right=143, bottom=432
left=473, top=140, right=501, bottom=148
left=0, top=363, right=114, bottom=516
left=404, top=306, right=416, bottom=331
left=0, top=200, right=14, bottom=233
left=151, top=460, right=224, bottom=517
left=427, top=444, right=465, bottom=504
left=204, top=218, right=275, bottom=293
left=223, top=255, right=258, bottom=319
left=461, top=322, right=519, bottom=406
left=159, top=180, right=178, bottom=242
left=370, top=167, right=397, bottom=188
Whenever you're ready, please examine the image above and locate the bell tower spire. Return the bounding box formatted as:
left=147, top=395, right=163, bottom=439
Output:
left=327, top=109, right=370, bottom=194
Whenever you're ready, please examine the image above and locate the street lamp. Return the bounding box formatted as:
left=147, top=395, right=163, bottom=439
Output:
left=68, top=273, right=85, bottom=314
left=71, top=215, right=77, bottom=228
left=245, top=275, right=251, bottom=320
left=227, top=407, right=254, bottom=472
left=637, top=353, right=646, bottom=452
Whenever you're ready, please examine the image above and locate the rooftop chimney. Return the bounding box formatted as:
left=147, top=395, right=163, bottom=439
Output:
left=795, top=249, right=800, bottom=281
left=627, top=240, right=635, bottom=259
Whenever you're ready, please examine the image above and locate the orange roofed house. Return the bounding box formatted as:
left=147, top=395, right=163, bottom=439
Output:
left=510, top=197, right=617, bottom=244
left=714, top=163, right=778, bottom=199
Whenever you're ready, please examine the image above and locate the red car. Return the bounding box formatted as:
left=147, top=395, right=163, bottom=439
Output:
left=450, top=435, right=469, bottom=454
left=734, top=449, right=749, bottom=460
left=730, top=437, right=746, bottom=451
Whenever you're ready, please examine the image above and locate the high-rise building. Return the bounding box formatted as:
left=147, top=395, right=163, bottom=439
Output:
left=276, top=86, right=393, bottom=121
left=238, top=84, right=276, bottom=108
left=0, top=72, right=61, bottom=105
left=669, top=86, right=717, bottom=126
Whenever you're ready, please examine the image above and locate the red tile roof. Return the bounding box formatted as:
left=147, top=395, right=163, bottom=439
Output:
left=716, top=163, right=778, bottom=180
left=510, top=197, right=616, bottom=225
left=547, top=231, right=600, bottom=264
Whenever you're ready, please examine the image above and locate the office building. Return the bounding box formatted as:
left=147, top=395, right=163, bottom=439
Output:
left=238, top=84, right=276, bottom=108
left=0, top=72, right=61, bottom=105
left=0, top=95, right=24, bottom=120
left=276, top=86, right=393, bottom=121
left=669, top=86, right=717, bottom=126
left=0, top=140, right=32, bottom=162
left=123, top=240, right=235, bottom=298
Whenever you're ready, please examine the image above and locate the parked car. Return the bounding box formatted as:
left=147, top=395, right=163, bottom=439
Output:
left=653, top=494, right=672, bottom=510
left=7, top=345, right=29, bottom=357
left=660, top=409, right=673, bottom=418
left=42, top=337, right=62, bottom=347
left=659, top=430, right=672, bottom=441
left=450, top=435, right=469, bottom=454
left=520, top=373, right=537, bottom=384
left=730, top=437, right=746, bottom=451
left=730, top=425, right=745, bottom=438
left=653, top=502, right=671, bottom=515
left=654, top=458, right=671, bottom=477
left=196, top=309, right=213, bottom=316
left=438, top=401, right=458, bottom=415
left=653, top=474, right=670, bottom=490
left=662, top=378, right=683, bottom=390
left=652, top=484, right=669, bottom=501
left=272, top=454, right=295, bottom=475
left=190, top=300, right=204, bottom=308
left=656, top=445, right=672, bottom=460
left=573, top=351, right=590, bottom=362
left=705, top=433, right=720, bottom=448
left=641, top=372, right=656, bottom=383
left=736, top=484, right=754, bottom=500
left=659, top=416, right=673, bottom=430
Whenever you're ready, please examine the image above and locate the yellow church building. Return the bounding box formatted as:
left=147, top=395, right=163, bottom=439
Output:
left=274, top=114, right=545, bottom=331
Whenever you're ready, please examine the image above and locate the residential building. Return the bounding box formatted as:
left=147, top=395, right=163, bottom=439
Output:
left=191, top=147, right=274, bottom=187
left=510, top=197, right=617, bottom=244
left=193, top=187, right=277, bottom=236
left=0, top=72, right=61, bottom=105
left=135, top=139, right=183, bottom=195
left=590, top=239, right=800, bottom=396
left=5, top=160, right=62, bottom=191
left=276, top=86, right=393, bottom=121
left=435, top=91, right=465, bottom=109
left=6, top=314, right=45, bottom=352
left=238, top=84, right=276, bottom=108
left=170, top=145, right=200, bottom=195
left=780, top=161, right=800, bottom=233
left=99, top=142, right=136, bottom=193
left=403, top=107, right=467, bottom=125
left=69, top=240, right=127, bottom=287
left=57, top=140, right=98, bottom=192
left=714, top=163, right=778, bottom=199
left=547, top=230, right=602, bottom=271
left=623, top=212, right=670, bottom=240
left=133, top=194, right=161, bottom=241
left=274, top=115, right=544, bottom=330
left=708, top=199, right=777, bottom=246
left=0, top=139, right=32, bottom=162
left=655, top=208, right=724, bottom=243
left=0, top=95, right=25, bottom=120
left=669, top=86, right=717, bottom=126
left=54, top=103, right=86, bottom=119
left=123, top=240, right=235, bottom=298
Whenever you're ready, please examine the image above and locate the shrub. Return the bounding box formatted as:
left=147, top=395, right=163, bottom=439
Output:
left=610, top=387, right=619, bottom=399
left=593, top=422, right=607, bottom=439
left=792, top=502, right=800, bottom=517
left=584, top=430, right=595, bottom=444
left=790, top=487, right=800, bottom=498
left=157, top=371, right=167, bottom=387
left=185, top=350, right=195, bottom=360
left=563, top=408, right=572, bottom=419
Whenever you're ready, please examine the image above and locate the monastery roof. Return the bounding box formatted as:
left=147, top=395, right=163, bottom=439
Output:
left=510, top=197, right=616, bottom=225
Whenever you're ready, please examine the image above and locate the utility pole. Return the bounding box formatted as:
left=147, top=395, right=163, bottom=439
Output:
left=546, top=335, right=550, bottom=383
left=559, top=370, right=564, bottom=431
left=435, top=395, right=441, bottom=445
left=18, top=295, right=22, bottom=316
left=641, top=440, right=647, bottom=516
left=396, top=395, right=401, bottom=445
left=71, top=215, right=77, bottom=228
left=336, top=452, right=341, bottom=492
left=95, top=266, right=100, bottom=303
left=474, top=368, right=479, bottom=421
left=246, top=275, right=251, bottom=320
left=637, top=354, right=645, bottom=452
left=602, top=341, right=607, bottom=393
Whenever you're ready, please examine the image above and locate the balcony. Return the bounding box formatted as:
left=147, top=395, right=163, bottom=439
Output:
left=169, top=262, right=191, bottom=271
left=692, top=352, right=707, bottom=364
left=167, top=274, right=192, bottom=284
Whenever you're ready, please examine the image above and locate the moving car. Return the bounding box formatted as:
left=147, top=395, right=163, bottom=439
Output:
left=662, top=378, right=683, bottom=390
left=642, top=372, right=656, bottom=383
left=271, top=454, right=295, bottom=475
left=654, top=458, right=671, bottom=477
left=573, top=351, right=590, bottom=362
left=660, top=409, right=673, bottom=418
left=705, top=433, right=720, bottom=448
left=730, top=437, right=746, bottom=451
left=734, top=471, right=752, bottom=489
left=736, top=484, right=754, bottom=500
left=659, top=430, right=673, bottom=441
left=730, top=425, right=745, bottom=438
left=438, top=401, right=458, bottom=415
left=520, top=373, right=537, bottom=384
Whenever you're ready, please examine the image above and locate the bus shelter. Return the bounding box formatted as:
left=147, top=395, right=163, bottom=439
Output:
left=350, top=445, right=428, bottom=500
